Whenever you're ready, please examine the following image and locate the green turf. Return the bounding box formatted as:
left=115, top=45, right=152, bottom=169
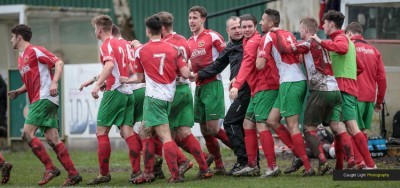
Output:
left=1, top=148, right=399, bottom=187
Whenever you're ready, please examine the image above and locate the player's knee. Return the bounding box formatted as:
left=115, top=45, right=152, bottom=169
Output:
left=46, top=139, right=57, bottom=149
left=21, top=132, right=32, bottom=143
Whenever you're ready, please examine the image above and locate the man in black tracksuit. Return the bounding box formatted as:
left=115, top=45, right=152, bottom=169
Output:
left=195, top=16, right=251, bottom=175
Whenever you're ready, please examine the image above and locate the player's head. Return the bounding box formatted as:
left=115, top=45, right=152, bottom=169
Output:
left=11, top=24, right=32, bottom=49
left=240, top=14, right=257, bottom=39
left=145, top=14, right=162, bottom=37
left=157, top=11, right=174, bottom=36
left=226, top=16, right=242, bottom=41
left=299, top=17, right=318, bottom=40
left=260, top=8, right=280, bottom=33
left=188, top=6, right=207, bottom=34
left=111, top=24, right=121, bottom=38
left=92, top=15, right=113, bottom=40
left=345, top=22, right=363, bottom=38
left=322, top=10, right=345, bottom=35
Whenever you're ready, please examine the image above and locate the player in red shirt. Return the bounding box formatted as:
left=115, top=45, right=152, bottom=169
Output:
left=86, top=16, right=141, bottom=185
left=229, top=14, right=280, bottom=177
left=187, top=5, right=231, bottom=175
left=311, top=10, right=376, bottom=169
left=8, top=24, right=82, bottom=186
left=345, top=22, right=387, bottom=139
left=257, top=9, right=314, bottom=176
left=121, top=14, right=192, bottom=183
left=158, top=11, right=212, bottom=179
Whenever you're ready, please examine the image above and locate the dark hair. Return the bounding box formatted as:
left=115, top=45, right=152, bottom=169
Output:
left=11, top=24, right=32, bottom=42
left=145, top=15, right=162, bottom=35
left=239, top=14, right=257, bottom=26
left=264, top=8, right=280, bottom=27
left=345, top=22, right=363, bottom=35
left=91, top=15, right=113, bottom=32
left=188, top=6, right=207, bottom=18
left=300, top=17, right=318, bottom=34
left=322, top=10, right=345, bottom=29
left=111, top=24, right=121, bottom=37
left=157, top=11, right=174, bottom=29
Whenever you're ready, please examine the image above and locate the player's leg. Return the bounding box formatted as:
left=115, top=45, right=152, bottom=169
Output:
left=22, top=99, right=60, bottom=185
left=0, top=152, right=12, bottom=184
left=342, top=92, right=375, bottom=169
left=356, top=101, right=374, bottom=140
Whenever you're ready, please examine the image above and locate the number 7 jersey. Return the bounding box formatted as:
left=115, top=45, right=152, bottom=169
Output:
left=134, top=39, right=186, bottom=102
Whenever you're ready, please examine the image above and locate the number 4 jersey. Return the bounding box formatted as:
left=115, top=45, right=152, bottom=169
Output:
left=134, top=39, right=186, bottom=102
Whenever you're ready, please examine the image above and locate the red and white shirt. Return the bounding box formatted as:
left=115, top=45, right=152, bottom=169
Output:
left=18, top=45, right=60, bottom=105
left=163, top=32, right=190, bottom=85
left=134, top=39, right=186, bottom=102
left=259, top=30, right=306, bottom=83
left=293, top=40, right=339, bottom=91
left=100, top=37, right=131, bottom=94
left=187, top=29, right=226, bottom=86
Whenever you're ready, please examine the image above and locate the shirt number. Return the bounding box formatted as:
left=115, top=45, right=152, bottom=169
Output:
left=153, top=53, right=166, bottom=75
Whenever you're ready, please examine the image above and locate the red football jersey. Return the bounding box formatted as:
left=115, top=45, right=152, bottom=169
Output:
left=162, top=32, right=190, bottom=85
left=100, top=37, right=131, bottom=94
left=17, top=45, right=60, bottom=105
left=134, top=39, right=186, bottom=102
left=187, top=29, right=225, bottom=86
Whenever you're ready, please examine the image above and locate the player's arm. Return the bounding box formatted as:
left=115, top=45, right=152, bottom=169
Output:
left=375, top=51, right=387, bottom=110
left=120, top=73, right=144, bottom=84
left=49, top=60, right=64, bottom=97
left=8, top=84, right=27, bottom=99
left=91, top=61, right=113, bottom=99
left=79, top=74, right=100, bottom=91
left=356, top=55, right=364, bottom=76
left=197, top=47, right=230, bottom=81
left=256, top=39, right=271, bottom=70
left=311, top=34, right=348, bottom=54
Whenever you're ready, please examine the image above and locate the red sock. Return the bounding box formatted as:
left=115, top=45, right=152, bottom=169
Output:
left=291, top=133, right=311, bottom=171
left=0, top=153, right=5, bottom=164
left=215, top=128, right=232, bottom=149
left=142, top=138, right=155, bottom=173
left=175, top=137, right=191, bottom=153
left=182, top=134, right=208, bottom=171
left=259, top=130, right=277, bottom=169
left=204, top=135, right=223, bottom=168
left=125, top=135, right=141, bottom=174
left=176, top=146, right=187, bottom=165
left=97, top=135, right=111, bottom=176
left=353, top=132, right=375, bottom=167
left=54, top=143, right=78, bottom=177
left=134, top=132, right=142, bottom=151
left=349, top=136, right=362, bottom=165
left=334, top=136, right=344, bottom=170
left=153, top=136, right=163, bottom=156
left=274, top=124, right=298, bottom=157
left=29, top=137, right=56, bottom=171
left=244, top=129, right=258, bottom=167
left=305, top=130, right=327, bottom=165
left=163, top=141, right=179, bottom=179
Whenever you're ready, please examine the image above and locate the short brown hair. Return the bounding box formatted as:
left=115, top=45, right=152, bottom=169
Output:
left=11, top=24, right=32, bottom=42
left=240, top=14, right=257, bottom=26
left=111, top=24, right=121, bottom=37
left=157, top=11, right=174, bottom=30
left=145, top=14, right=162, bottom=35
left=92, top=15, right=113, bottom=32
left=264, top=8, right=280, bottom=27
left=345, top=22, right=363, bottom=35
left=322, top=10, right=345, bottom=29
left=188, top=6, right=207, bottom=18
left=300, top=17, right=318, bottom=34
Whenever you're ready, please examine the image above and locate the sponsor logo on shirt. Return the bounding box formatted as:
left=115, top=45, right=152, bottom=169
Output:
left=19, top=65, right=31, bottom=75
left=356, top=47, right=374, bottom=55
left=24, top=56, right=29, bottom=63
left=190, top=48, right=206, bottom=58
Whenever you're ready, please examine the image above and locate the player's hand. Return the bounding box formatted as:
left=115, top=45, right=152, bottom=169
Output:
left=91, top=85, right=100, bottom=99
left=189, top=72, right=197, bottom=82
left=229, top=87, right=239, bottom=100
left=79, top=79, right=95, bottom=91
left=310, top=34, right=322, bottom=44
left=374, top=103, right=383, bottom=112
left=99, top=82, right=106, bottom=91
left=50, top=81, right=58, bottom=97
left=8, top=90, right=19, bottom=100
left=119, top=76, right=129, bottom=84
